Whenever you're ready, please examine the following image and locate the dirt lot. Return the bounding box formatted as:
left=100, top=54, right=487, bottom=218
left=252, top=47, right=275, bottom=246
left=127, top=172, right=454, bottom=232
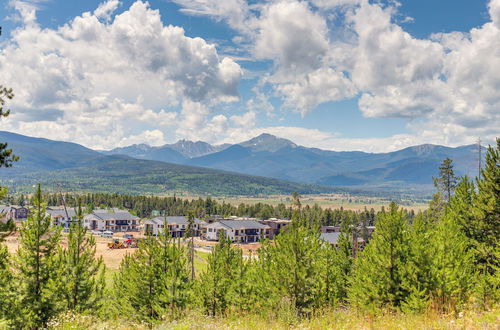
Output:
left=3, top=233, right=257, bottom=270
left=3, top=232, right=140, bottom=270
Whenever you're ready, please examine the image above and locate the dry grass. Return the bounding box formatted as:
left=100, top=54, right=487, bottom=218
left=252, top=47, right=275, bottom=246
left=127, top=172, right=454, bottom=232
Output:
left=45, top=307, right=500, bottom=329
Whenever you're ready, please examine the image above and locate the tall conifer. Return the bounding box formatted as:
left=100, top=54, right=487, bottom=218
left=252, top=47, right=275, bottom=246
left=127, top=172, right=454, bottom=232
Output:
left=60, top=201, right=105, bottom=312
left=13, top=184, right=61, bottom=328
left=114, top=230, right=191, bottom=323
left=261, top=211, right=325, bottom=315
left=198, top=232, right=239, bottom=316
left=349, top=203, right=411, bottom=311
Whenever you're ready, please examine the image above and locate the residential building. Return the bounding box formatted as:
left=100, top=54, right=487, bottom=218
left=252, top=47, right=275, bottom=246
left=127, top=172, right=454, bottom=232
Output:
left=205, top=220, right=270, bottom=243
left=143, top=216, right=204, bottom=237
left=46, top=207, right=77, bottom=228
left=259, top=218, right=291, bottom=238
left=83, top=209, right=140, bottom=232
left=0, top=205, right=28, bottom=223
left=320, top=232, right=367, bottom=250
left=320, top=232, right=341, bottom=246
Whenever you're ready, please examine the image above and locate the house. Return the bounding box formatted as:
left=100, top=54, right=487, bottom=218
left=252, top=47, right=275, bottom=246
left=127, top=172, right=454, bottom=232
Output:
left=259, top=218, right=291, bottom=238
left=0, top=205, right=28, bottom=223
left=320, top=232, right=367, bottom=250
left=143, top=216, right=204, bottom=237
left=0, top=205, right=13, bottom=223
left=320, top=232, right=341, bottom=246
left=46, top=207, right=77, bottom=228
left=205, top=220, right=270, bottom=243
left=321, top=225, right=376, bottom=241
left=83, top=209, right=140, bottom=232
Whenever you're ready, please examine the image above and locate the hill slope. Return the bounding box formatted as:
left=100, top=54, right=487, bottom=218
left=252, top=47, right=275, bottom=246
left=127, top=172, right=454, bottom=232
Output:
left=0, top=131, right=108, bottom=173
left=0, top=131, right=334, bottom=195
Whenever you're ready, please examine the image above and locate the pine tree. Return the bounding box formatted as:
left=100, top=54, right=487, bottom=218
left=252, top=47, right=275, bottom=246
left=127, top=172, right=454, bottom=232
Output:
left=260, top=212, right=325, bottom=315
left=59, top=201, right=105, bottom=312
left=13, top=184, right=62, bottom=329
left=114, top=229, right=191, bottom=323
left=472, top=139, right=499, bottom=273
left=433, top=158, right=458, bottom=204
left=0, top=237, right=14, bottom=323
left=349, top=202, right=411, bottom=311
left=186, top=209, right=196, bottom=281
left=198, top=232, right=239, bottom=316
left=0, top=85, right=19, bottom=167
left=428, top=214, right=475, bottom=313
left=333, top=229, right=353, bottom=303
left=401, top=212, right=433, bottom=313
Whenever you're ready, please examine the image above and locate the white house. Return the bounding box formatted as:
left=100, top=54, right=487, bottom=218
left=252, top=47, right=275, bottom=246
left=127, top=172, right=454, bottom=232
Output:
left=143, top=216, right=204, bottom=237
left=83, top=209, right=140, bottom=232
left=205, top=220, right=270, bottom=243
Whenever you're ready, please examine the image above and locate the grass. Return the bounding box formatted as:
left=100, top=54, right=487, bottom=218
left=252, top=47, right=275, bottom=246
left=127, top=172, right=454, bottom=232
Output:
left=45, top=307, right=500, bottom=329
left=210, top=194, right=428, bottom=212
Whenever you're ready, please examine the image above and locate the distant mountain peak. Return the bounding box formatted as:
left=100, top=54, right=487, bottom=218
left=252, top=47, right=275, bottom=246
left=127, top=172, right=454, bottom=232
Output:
left=239, top=133, right=297, bottom=152
left=406, top=144, right=440, bottom=156
left=168, top=139, right=228, bottom=158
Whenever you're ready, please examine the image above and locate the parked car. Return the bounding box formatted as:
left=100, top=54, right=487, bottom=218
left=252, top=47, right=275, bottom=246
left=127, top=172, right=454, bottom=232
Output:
left=91, top=230, right=102, bottom=235
left=101, top=231, right=113, bottom=238
left=123, top=234, right=134, bottom=239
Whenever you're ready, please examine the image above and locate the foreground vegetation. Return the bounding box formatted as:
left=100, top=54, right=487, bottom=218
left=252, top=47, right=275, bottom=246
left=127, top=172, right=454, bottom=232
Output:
left=0, top=141, right=498, bottom=329
left=43, top=308, right=500, bottom=329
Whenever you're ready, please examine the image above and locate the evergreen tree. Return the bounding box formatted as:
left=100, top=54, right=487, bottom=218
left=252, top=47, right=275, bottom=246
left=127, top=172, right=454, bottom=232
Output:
left=428, top=214, right=475, bottom=313
left=261, top=212, right=325, bottom=315
left=0, top=231, right=14, bottom=322
left=472, top=139, right=500, bottom=273
left=114, top=229, right=191, bottom=323
left=401, top=212, right=433, bottom=313
left=333, top=229, right=353, bottom=303
left=349, top=203, right=412, bottom=311
left=433, top=158, right=458, bottom=203
left=13, top=184, right=62, bottom=329
left=198, top=232, right=239, bottom=316
left=0, top=85, right=19, bottom=167
left=59, top=201, right=105, bottom=312
left=186, top=209, right=196, bottom=281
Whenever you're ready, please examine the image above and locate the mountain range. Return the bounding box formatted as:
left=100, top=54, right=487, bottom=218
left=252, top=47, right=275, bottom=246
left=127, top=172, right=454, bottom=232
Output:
left=0, top=130, right=485, bottom=196
left=0, top=131, right=334, bottom=196
left=103, top=133, right=483, bottom=187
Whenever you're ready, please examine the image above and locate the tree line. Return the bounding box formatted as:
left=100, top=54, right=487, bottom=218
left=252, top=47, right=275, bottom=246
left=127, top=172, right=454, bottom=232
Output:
left=6, top=191, right=381, bottom=228
left=0, top=140, right=497, bottom=328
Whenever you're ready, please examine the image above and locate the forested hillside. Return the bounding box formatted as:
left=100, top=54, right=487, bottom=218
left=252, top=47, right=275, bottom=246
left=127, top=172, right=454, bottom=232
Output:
left=2, top=157, right=335, bottom=196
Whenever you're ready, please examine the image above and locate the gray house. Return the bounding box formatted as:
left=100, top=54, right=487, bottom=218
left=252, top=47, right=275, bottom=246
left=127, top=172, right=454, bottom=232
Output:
left=205, top=220, right=270, bottom=243
left=83, top=209, right=140, bottom=232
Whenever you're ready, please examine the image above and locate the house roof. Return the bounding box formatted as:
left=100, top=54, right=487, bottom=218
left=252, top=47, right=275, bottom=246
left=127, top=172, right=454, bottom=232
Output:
left=213, top=220, right=270, bottom=230
left=0, top=205, right=12, bottom=214
left=46, top=208, right=77, bottom=218
left=146, top=216, right=203, bottom=226
left=85, top=209, right=139, bottom=221
left=320, top=232, right=340, bottom=245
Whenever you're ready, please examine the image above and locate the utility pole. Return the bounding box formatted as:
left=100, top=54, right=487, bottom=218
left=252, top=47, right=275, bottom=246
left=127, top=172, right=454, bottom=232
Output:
left=56, top=183, right=70, bottom=227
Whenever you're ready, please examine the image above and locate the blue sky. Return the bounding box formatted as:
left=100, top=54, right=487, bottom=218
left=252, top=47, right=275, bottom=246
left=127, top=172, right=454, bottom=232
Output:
left=0, top=0, right=498, bottom=151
